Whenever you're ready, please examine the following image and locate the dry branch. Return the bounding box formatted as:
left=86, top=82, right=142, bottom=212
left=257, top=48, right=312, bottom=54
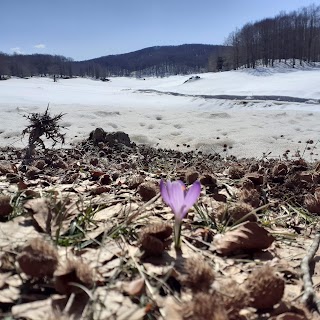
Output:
left=301, top=233, right=320, bottom=312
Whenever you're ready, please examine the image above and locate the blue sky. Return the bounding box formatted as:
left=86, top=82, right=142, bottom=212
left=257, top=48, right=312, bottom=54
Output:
left=1, top=0, right=319, bottom=61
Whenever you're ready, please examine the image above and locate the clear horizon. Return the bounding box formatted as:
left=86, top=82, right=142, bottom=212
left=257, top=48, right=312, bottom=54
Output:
left=1, top=0, right=319, bottom=61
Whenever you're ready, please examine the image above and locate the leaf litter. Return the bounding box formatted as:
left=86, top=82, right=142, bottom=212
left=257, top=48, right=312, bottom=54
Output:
left=0, top=133, right=320, bottom=319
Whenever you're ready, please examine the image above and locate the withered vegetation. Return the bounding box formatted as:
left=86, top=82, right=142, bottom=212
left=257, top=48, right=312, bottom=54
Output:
left=0, top=130, right=320, bottom=319
left=22, top=105, right=66, bottom=164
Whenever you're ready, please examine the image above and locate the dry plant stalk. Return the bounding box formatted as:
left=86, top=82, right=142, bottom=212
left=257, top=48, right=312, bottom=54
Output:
left=300, top=233, right=320, bottom=312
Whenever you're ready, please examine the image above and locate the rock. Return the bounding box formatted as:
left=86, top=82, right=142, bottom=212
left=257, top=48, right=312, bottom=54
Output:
left=89, top=128, right=106, bottom=145
left=105, top=131, right=131, bottom=147
left=89, top=128, right=131, bottom=147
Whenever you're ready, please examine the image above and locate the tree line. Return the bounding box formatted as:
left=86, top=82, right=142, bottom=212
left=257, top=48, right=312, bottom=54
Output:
left=219, top=4, right=320, bottom=70
left=0, top=44, right=228, bottom=79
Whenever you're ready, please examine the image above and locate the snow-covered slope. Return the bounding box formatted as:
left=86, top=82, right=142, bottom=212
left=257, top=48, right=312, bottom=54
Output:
left=0, top=64, right=320, bottom=159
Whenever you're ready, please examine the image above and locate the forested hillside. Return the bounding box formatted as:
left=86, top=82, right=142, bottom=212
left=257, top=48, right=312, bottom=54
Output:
left=222, top=4, right=320, bottom=69
left=1, top=4, right=320, bottom=79
left=0, top=44, right=229, bottom=79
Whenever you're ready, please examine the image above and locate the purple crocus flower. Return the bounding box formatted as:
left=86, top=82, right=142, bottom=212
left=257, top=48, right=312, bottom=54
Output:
left=160, top=179, right=201, bottom=248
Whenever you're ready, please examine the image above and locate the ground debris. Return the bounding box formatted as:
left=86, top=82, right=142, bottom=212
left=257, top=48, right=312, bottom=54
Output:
left=0, top=141, right=319, bottom=319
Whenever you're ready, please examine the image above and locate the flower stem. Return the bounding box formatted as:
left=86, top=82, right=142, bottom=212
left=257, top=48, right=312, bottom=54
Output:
left=174, top=221, right=182, bottom=249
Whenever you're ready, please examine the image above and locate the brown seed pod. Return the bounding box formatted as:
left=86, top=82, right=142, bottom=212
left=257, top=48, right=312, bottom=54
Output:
left=304, top=194, right=320, bottom=214
left=199, top=174, right=217, bottom=188
left=179, top=256, right=215, bottom=292
left=218, top=280, right=251, bottom=320
left=239, top=188, right=260, bottom=208
left=127, top=174, right=144, bottom=189
left=17, top=238, right=59, bottom=278
left=25, top=166, right=41, bottom=179
left=139, top=223, right=172, bottom=256
left=272, top=163, right=288, bottom=177
left=245, top=265, right=285, bottom=310
left=99, top=173, right=112, bottom=185
left=241, top=178, right=255, bottom=190
left=228, top=165, right=245, bottom=179
left=244, top=172, right=264, bottom=185
left=217, top=202, right=257, bottom=225
left=0, top=195, right=13, bottom=218
left=185, top=170, right=199, bottom=184
left=314, top=187, right=320, bottom=202
left=182, top=292, right=228, bottom=320
left=54, top=259, right=94, bottom=295
left=138, top=181, right=158, bottom=201
left=33, top=160, right=46, bottom=170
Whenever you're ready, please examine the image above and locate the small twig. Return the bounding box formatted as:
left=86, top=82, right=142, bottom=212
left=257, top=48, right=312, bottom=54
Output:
left=301, top=233, right=320, bottom=312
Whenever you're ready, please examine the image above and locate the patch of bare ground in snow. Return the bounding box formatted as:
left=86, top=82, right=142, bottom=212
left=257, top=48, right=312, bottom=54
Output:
left=0, top=130, right=320, bottom=319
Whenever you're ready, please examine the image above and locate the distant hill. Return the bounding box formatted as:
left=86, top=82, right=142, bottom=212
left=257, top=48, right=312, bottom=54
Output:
left=79, top=44, right=230, bottom=77
left=0, top=44, right=230, bottom=79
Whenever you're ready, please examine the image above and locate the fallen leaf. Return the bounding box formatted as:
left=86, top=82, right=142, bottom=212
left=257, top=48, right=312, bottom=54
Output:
left=0, top=216, right=39, bottom=251
left=213, top=222, right=274, bottom=255
left=122, top=277, right=145, bottom=296
left=270, top=313, right=306, bottom=320
left=0, top=274, right=21, bottom=303
left=163, top=297, right=183, bottom=320
left=24, top=198, right=51, bottom=233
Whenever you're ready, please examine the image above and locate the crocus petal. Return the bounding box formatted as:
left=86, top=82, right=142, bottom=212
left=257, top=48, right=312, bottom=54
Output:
left=182, top=180, right=201, bottom=216
left=160, top=180, right=171, bottom=207
left=169, top=181, right=185, bottom=216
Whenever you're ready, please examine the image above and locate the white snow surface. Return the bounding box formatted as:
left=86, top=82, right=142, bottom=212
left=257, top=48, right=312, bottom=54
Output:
left=1, top=64, right=320, bottom=159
